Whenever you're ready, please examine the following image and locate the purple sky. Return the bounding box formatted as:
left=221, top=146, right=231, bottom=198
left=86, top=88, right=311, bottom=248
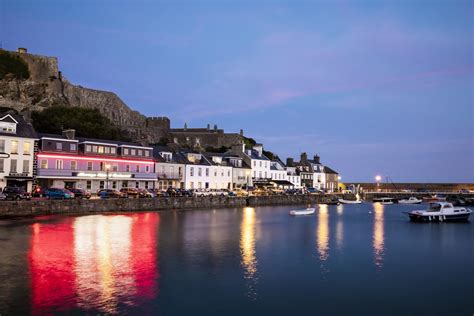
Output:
left=2, top=0, right=473, bottom=182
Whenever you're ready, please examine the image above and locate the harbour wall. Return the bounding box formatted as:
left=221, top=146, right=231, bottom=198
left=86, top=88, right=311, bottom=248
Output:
left=363, top=192, right=474, bottom=201
left=0, top=194, right=354, bottom=219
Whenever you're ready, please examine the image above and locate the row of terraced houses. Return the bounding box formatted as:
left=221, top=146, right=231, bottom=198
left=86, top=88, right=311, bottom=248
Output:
left=0, top=111, right=339, bottom=193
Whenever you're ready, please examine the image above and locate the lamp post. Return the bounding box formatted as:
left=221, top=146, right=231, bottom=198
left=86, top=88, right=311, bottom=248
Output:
left=245, top=170, right=251, bottom=190
left=105, top=164, right=111, bottom=189
left=375, top=175, right=382, bottom=192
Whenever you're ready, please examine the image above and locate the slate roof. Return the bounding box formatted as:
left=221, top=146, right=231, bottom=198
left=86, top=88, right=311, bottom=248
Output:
left=0, top=112, right=38, bottom=139
left=324, top=166, right=339, bottom=174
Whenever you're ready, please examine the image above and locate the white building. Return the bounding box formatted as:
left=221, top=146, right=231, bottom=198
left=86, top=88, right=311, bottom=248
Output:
left=284, top=159, right=302, bottom=189
left=181, top=151, right=212, bottom=190
left=0, top=113, right=37, bottom=192
left=154, top=146, right=185, bottom=190
left=231, top=143, right=271, bottom=187
left=204, top=153, right=233, bottom=190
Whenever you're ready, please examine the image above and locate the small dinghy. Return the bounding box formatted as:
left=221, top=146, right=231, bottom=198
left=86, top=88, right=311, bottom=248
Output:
left=398, top=197, right=422, bottom=204
left=290, top=208, right=316, bottom=216
left=338, top=199, right=362, bottom=204
left=404, top=202, right=472, bottom=222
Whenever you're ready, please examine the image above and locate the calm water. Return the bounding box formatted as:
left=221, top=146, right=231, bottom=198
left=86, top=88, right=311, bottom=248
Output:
left=0, top=203, right=473, bottom=315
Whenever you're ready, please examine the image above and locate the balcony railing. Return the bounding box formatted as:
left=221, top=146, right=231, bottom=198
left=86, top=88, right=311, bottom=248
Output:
left=156, top=172, right=182, bottom=180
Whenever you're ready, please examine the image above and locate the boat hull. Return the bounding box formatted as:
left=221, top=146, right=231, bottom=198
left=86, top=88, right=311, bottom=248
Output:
left=407, top=213, right=471, bottom=222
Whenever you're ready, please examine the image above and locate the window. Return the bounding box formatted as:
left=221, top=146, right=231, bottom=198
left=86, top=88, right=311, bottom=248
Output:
left=145, top=181, right=149, bottom=189
left=131, top=149, right=136, bottom=155
left=122, top=181, right=128, bottom=188
left=145, top=165, right=150, bottom=173
left=205, top=168, right=209, bottom=176
left=87, top=161, right=93, bottom=171
left=124, top=148, right=129, bottom=155
left=10, top=159, right=17, bottom=173
left=71, top=161, right=77, bottom=170
left=70, top=143, right=77, bottom=151
left=190, top=167, right=194, bottom=176
left=111, top=147, right=116, bottom=154
left=86, top=181, right=92, bottom=190
left=11, top=141, right=18, bottom=154
left=190, top=182, right=194, bottom=189
left=126, top=165, right=130, bottom=172
left=198, top=182, right=202, bottom=189
left=145, top=151, right=150, bottom=157
left=135, top=181, right=139, bottom=188
left=138, top=150, right=143, bottom=156
left=198, top=167, right=202, bottom=176
left=0, top=140, right=4, bottom=152
left=228, top=170, right=231, bottom=177
left=86, top=145, right=92, bottom=152
left=105, top=147, right=110, bottom=154
left=22, top=160, right=29, bottom=173
left=0, top=159, right=3, bottom=172
left=99, top=181, right=104, bottom=189
left=135, top=165, right=140, bottom=172
left=56, top=160, right=63, bottom=170
left=112, top=164, right=118, bottom=172
left=112, top=181, right=117, bottom=189
left=253, top=171, right=256, bottom=178
left=98, top=146, right=104, bottom=154
left=259, top=161, right=262, bottom=167
left=40, top=160, right=48, bottom=169
left=253, top=161, right=256, bottom=167
left=23, top=142, right=30, bottom=155
left=56, top=143, right=63, bottom=151
left=92, top=145, right=98, bottom=152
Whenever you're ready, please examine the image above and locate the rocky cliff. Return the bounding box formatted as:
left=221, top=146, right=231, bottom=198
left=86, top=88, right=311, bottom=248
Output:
left=0, top=48, right=168, bottom=143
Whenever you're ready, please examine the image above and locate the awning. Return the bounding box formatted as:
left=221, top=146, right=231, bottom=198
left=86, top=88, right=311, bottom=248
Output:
left=5, top=175, right=34, bottom=180
left=271, top=180, right=295, bottom=186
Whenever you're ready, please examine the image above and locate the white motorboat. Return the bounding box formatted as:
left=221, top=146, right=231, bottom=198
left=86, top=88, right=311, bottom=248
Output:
left=404, top=202, right=472, bottom=222
left=290, top=208, right=316, bottom=216
left=338, top=199, right=362, bottom=204
left=373, top=197, right=396, bottom=204
left=398, top=197, right=422, bottom=204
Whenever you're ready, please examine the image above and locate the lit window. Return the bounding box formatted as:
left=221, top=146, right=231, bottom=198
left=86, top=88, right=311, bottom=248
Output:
left=124, top=148, right=129, bottom=155
left=111, top=147, right=116, bottom=154
left=98, top=146, right=104, bottom=154
left=86, top=145, right=92, bottom=152
left=23, top=142, right=30, bottom=155
left=40, top=160, right=48, bottom=169
left=131, top=149, right=136, bottom=155
left=70, top=143, right=77, bottom=151
left=87, top=161, right=93, bottom=171
left=11, top=141, right=18, bottom=154
left=138, top=150, right=143, bottom=156
left=145, top=151, right=150, bottom=157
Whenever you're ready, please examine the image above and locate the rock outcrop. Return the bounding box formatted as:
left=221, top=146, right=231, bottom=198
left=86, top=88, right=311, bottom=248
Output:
left=0, top=48, right=166, bottom=143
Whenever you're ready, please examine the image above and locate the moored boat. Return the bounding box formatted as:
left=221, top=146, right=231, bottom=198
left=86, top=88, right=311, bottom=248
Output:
left=398, top=197, right=422, bottom=204
left=404, top=202, right=472, bottom=222
left=373, top=197, right=397, bottom=204
left=290, top=208, right=316, bottom=216
left=339, top=199, right=362, bottom=204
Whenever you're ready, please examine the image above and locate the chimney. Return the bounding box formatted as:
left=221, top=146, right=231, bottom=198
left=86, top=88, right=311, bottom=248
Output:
left=207, top=124, right=210, bottom=131
left=18, top=47, right=27, bottom=54
left=240, top=129, right=244, bottom=136
left=300, top=152, right=308, bottom=163
left=184, top=122, right=187, bottom=131
left=62, top=129, right=76, bottom=140
left=253, top=144, right=263, bottom=157
left=214, top=124, right=218, bottom=131
left=287, top=157, right=294, bottom=167
left=313, top=155, right=320, bottom=164
left=231, top=143, right=245, bottom=154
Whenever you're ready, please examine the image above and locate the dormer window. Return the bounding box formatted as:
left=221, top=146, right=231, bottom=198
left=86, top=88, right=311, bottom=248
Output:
left=56, top=143, right=62, bottom=151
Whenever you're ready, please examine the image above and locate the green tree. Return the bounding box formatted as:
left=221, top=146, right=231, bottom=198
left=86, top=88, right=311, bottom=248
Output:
left=0, top=51, right=30, bottom=80
left=31, top=106, right=131, bottom=141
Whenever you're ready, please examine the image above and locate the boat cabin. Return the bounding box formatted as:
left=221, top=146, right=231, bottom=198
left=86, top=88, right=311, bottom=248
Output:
left=428, top=202, right=453, bottom=212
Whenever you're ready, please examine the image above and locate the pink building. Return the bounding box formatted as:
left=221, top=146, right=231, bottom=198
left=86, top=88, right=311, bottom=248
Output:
left=36, top=130, right=156, bottom=192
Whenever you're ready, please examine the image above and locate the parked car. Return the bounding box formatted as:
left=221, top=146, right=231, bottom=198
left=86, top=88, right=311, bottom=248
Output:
left=120, top=187, right=139, bottom=198
left=44, top=188, right=75, bottom=200
left=32, top=186, right=47, bottom=198
left=98, top=189, right=125, bottom=199
left=68, top=188, right=91, bottom=199
left=137, top=188, right=153, bottom=198
left=3, top=186, right=31, bottom=201
left=0, top=191, right=6, bottom=200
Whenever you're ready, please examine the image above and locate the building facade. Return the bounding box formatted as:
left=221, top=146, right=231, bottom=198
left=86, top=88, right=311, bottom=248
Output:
left=0, top=113, right=37, bottom=192
left=154, top=146, right=185, bottom=190
left=36, top=130, right=156, bottom=192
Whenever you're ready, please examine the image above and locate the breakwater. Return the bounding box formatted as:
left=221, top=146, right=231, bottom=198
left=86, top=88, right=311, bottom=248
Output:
left=0, top=194, right=354, bottom=219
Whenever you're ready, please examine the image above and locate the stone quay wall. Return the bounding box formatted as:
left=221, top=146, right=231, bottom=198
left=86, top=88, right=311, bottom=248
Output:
left=0, top=194, right=354, bottom=219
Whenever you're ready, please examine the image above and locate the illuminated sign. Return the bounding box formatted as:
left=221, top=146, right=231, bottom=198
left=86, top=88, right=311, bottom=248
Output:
left=76, top=172, right=133, bottom=179
left=37, top=154, right=155, bottom=165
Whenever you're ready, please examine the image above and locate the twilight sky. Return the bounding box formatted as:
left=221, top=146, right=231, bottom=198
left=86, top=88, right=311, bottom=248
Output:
left=1, top=0, right=473, bottom=182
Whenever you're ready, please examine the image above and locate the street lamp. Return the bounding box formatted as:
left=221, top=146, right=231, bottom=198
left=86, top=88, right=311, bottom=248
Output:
left=245, top=170, right=251, bottom=190
left=375, top=175, right=382, bottom=192
left=105, top=164, right=111, bottom=189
